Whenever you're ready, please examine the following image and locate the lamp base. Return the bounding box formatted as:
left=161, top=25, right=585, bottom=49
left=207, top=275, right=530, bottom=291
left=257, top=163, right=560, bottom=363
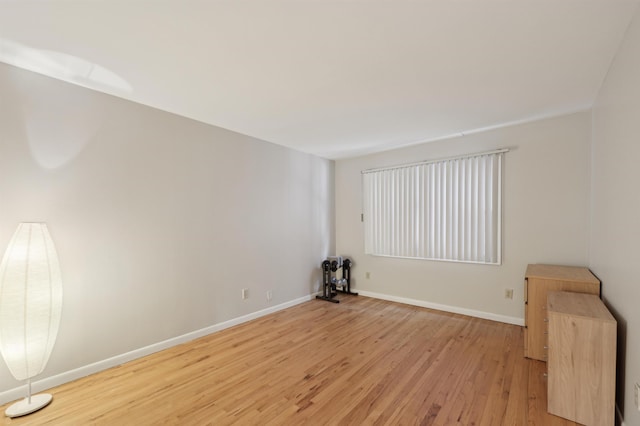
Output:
left=5, top=394, right=52, bottom=418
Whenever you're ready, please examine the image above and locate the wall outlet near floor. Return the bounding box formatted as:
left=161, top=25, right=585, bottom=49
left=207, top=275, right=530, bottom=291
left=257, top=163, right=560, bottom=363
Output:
left=242, top=288, right=248, bottom=300
left=504, top=288, right=514, bottom=299
left=635, top=382, right=640, bottom=411
left=267, top=290, right=273, bottom=302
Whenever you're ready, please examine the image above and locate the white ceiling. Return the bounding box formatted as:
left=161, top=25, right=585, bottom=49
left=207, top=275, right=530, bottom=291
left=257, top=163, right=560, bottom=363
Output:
left=0, top=1, right=637, bottom=159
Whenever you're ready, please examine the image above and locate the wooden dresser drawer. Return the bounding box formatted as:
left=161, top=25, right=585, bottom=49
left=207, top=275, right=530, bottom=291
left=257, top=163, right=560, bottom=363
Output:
left=524, top=264, right=600, bottom=361
left=547, top=291, right=616, bottom=426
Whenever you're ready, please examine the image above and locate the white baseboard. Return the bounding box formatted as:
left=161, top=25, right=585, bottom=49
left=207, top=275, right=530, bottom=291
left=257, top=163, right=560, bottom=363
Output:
left=0, top=293, right=316, bottom=406
left=358, top=290, right=524, bottom=326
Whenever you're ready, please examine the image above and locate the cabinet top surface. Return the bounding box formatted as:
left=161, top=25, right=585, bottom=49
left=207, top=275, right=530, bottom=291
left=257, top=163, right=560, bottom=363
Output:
left=547, top=291, right=615, bottom=322
left=525, top=264, right=599, bottom=284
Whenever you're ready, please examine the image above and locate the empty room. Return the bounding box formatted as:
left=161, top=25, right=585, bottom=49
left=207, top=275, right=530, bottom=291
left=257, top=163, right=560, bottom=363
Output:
left=0, top=1, right=639, bottom=425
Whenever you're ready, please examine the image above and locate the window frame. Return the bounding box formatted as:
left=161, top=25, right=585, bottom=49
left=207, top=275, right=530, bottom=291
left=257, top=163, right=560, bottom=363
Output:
left=361, top=149, right=506, bottom=265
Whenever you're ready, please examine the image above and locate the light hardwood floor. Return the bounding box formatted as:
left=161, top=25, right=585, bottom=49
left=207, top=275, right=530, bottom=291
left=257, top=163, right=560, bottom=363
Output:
left=1, top=296, right=578, bottom=425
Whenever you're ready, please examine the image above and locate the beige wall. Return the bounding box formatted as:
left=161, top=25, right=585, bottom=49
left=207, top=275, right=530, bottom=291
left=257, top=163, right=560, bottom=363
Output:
left=591, top=5, right=640, bottom=425
left=336, top=111, right=592, bottom=323
left=0, top=63, right=335, bottom=396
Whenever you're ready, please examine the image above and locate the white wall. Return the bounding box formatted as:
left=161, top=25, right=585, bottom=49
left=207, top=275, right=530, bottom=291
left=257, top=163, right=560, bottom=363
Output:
left=336, top=112, right=592, bottom=323
left=0, top=63, right=335, bottom=396
left=591, top=5, right=640, bottom=425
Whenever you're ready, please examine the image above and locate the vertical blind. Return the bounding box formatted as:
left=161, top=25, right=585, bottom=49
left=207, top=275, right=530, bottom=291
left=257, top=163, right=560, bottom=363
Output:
left=362, top=150, right=505, bottom=265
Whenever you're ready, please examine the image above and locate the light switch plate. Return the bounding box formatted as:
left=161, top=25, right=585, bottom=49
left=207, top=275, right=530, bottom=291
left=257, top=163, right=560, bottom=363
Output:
left=635, top=382, right=640, bottom=411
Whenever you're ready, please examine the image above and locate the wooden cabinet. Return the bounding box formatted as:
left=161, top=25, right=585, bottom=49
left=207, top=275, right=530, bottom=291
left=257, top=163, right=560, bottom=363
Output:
left=547, top=291, right=616, bottom=426
left=524, top=264, right=600, bottom=361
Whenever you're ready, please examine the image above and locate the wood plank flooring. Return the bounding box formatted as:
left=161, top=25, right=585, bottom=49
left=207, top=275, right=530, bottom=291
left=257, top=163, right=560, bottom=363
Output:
left=1, top=296, right=579, bottom=425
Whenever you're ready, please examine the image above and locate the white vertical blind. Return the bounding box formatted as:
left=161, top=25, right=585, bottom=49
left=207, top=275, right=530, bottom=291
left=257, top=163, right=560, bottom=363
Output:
left=363, top=150, right=504, bottom=264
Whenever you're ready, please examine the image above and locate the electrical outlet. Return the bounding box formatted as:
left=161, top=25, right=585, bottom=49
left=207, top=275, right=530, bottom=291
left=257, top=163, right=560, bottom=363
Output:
left=635, top=382, right=640, bottom=411
left=366, top=272, right=371, bottom=279
left=267, top=290, right=273, bottom=302
left=504, top=289, right=514, bottom=299
left=242, top=288, right=248, bottom=300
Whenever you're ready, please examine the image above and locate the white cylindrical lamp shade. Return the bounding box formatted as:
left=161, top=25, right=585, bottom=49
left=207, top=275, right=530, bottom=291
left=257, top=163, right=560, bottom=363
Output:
left=0, top=223, right=63, bottom=381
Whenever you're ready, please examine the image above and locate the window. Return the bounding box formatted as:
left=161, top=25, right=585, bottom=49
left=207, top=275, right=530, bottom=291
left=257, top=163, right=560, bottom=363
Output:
left=362, top=150, right=505, bottom=265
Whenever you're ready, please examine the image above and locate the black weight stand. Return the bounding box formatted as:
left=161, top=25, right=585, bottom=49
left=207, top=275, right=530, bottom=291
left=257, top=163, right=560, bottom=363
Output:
left=316, top=258, right=358, bottom=303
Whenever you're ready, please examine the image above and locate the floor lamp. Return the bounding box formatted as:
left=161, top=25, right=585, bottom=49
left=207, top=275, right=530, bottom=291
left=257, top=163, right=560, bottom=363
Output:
left=0, top=223, right=63, bottom=418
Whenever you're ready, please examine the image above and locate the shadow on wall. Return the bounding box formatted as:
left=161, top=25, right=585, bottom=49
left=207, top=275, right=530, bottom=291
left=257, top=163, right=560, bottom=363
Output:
left=1, top=38, right=132, bottom=169
left=309, top=261, right=322, bottom=295
left=20, top=84, right=105, bottom=170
